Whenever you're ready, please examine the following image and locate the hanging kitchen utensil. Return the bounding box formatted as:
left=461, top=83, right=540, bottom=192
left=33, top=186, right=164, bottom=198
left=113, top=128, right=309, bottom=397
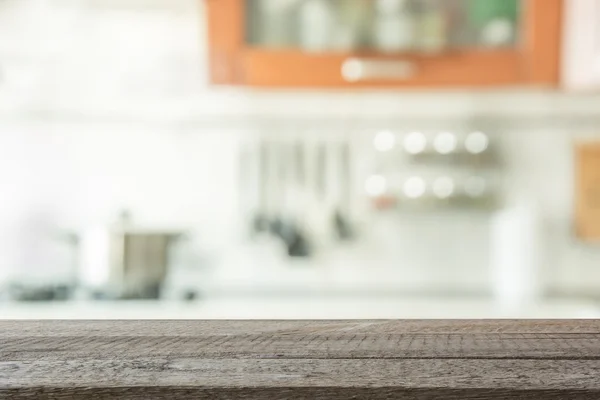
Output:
left=286, top=139, right=308, bottom=229
left=284, top=140, right=311, bottom=258
left=333, top=139, right=354, bottom=240
left=251, top=139, right=270, bottom=235
left=305, top=140, right=335, bottom=250
left=268, top=140, right=286, bottom=239
left=270, top=140, right=310, bottom=258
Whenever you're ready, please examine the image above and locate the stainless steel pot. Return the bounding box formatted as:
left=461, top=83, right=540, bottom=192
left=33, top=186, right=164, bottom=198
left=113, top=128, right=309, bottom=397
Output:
left=76, top=227, right=184, bottom=299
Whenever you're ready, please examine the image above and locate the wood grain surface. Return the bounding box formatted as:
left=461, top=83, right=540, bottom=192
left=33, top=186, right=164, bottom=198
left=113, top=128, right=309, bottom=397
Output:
left=2, top=320, right=600, bottom=399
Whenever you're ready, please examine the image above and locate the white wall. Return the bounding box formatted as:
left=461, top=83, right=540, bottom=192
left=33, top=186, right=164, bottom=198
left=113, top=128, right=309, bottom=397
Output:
left=2, top=0, right=600, bottom=295
left=504, top=128, right=600, bottom=295
left=0, top=122, right=240, bottom=285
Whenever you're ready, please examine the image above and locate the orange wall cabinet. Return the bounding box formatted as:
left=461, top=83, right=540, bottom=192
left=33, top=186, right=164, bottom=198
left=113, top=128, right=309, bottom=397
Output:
left=205, top=0, right=562, bottom=88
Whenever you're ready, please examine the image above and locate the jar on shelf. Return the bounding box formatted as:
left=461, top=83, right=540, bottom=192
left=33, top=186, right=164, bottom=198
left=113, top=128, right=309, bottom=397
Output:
left=416, top=0, right=447, bottom=52
left=299, top=0, right=335, bottom=52
left=373, top=0, right=416, bottom=52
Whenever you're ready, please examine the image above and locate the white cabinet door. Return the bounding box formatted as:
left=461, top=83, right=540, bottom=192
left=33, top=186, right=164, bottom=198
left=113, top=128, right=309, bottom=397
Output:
left=562, top=0, right=600, bottom=90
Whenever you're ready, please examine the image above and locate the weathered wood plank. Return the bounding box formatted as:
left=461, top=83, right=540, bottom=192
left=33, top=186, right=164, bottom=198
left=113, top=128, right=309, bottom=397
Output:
left=3, top=333, right=600, bottom=360
left=3, top=387, right=600, bottom=400
left=1, top=320, right=600, bottom=399
left=3, top=358, right=600, bottom=389
left=2, top=320, right=600, bottom=337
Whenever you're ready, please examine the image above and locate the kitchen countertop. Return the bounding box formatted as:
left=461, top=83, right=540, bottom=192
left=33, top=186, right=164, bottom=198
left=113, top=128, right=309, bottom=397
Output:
left=3, top=319, right=600, bottom=399
left=1, top=297, right=599, bottom=319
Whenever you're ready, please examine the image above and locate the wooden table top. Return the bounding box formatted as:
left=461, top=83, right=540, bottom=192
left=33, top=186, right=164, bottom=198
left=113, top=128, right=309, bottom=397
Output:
left=2, top=320, right=600, bottom=399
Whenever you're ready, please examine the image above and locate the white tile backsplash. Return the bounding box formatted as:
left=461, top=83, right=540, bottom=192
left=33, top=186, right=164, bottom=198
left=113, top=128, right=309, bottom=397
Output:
left=1, top=112, right=600, bottom=295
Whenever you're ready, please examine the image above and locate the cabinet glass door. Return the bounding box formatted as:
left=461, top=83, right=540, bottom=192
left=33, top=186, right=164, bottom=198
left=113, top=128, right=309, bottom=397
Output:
left=246, top=0, right=522, bottom=53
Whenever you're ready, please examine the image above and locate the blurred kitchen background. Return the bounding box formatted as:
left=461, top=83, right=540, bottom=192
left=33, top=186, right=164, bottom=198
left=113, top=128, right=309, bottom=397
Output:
left=2, top=0, right=600, bottom=319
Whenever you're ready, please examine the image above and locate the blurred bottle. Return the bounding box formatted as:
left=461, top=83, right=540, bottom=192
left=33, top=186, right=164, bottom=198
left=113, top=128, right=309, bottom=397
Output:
left=299, top=0, right=335, bottom=52
left=444, top=0, right=467, bottom=46
left=416, top=0, right=447, bottom=52
left=334, top=0, right=371, bottom=51
left=468, top=0, right=519, bottom=47
left=256, top=0, right=298, bottom=48
left=374, top=0, right=415, bottom=52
